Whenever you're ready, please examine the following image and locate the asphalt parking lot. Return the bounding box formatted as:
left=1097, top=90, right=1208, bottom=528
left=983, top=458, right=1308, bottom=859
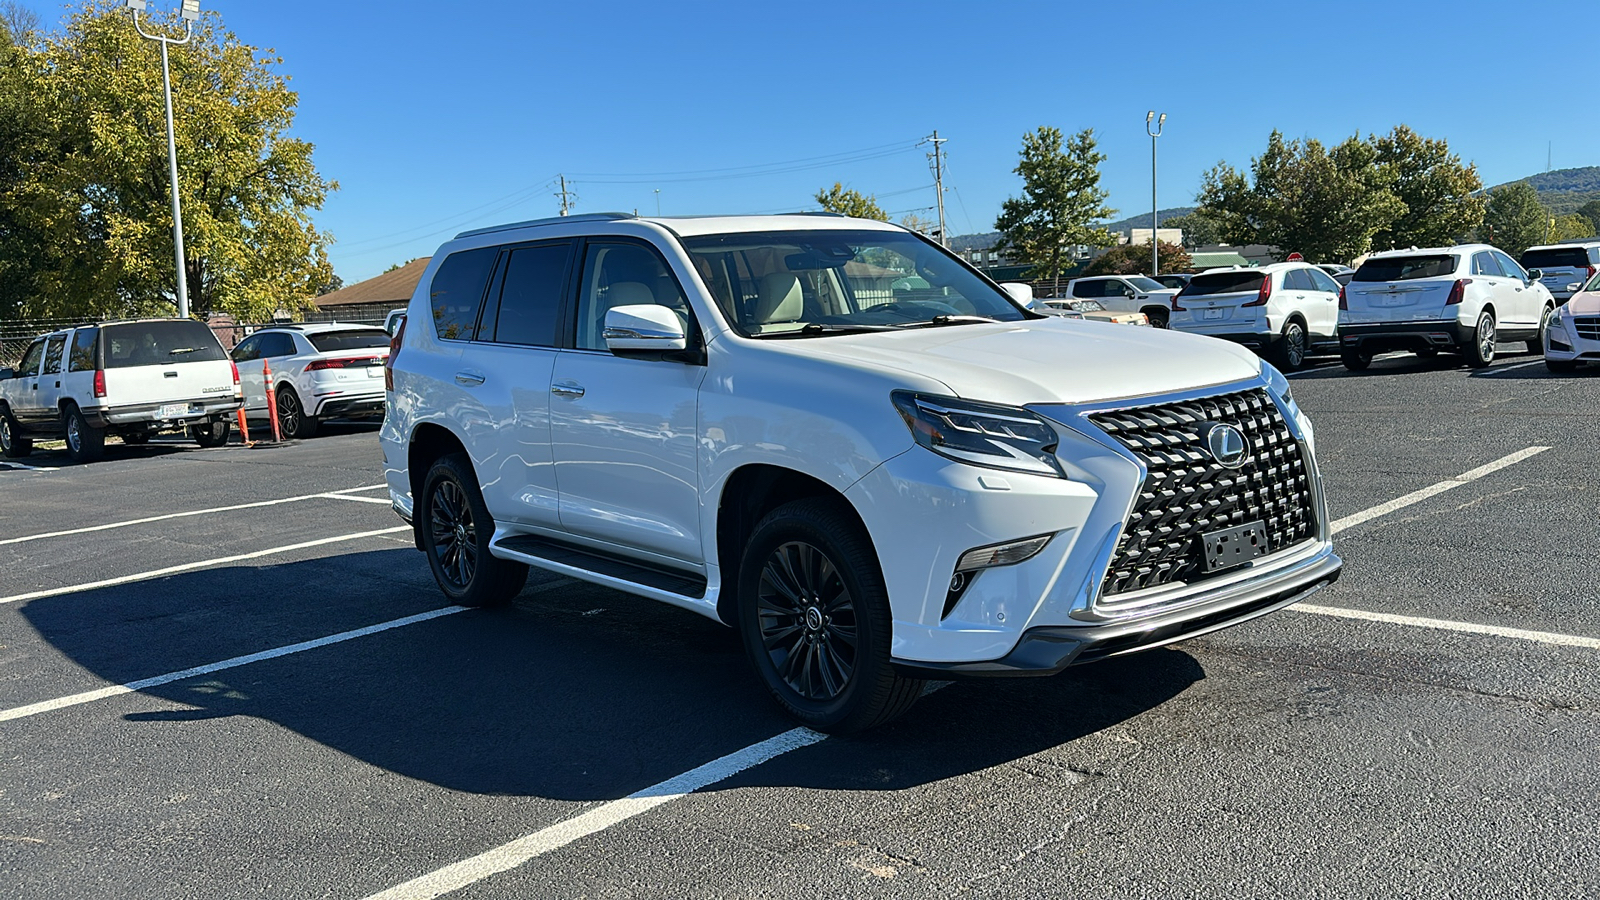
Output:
left=2, top=349, right=1597, bottom=900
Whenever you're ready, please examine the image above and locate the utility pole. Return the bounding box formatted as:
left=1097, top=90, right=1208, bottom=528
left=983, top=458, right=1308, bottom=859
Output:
left=127, top=0, right=201, bottom=319
left=922, top=130, right=948, bottom=246
left=556, top=175, right=574, bottom=216
left=1146, top=111, right=1166, bottom=276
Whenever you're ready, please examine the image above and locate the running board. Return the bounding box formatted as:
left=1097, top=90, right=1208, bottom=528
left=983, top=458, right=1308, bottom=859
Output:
left=490, top=533, right=708, bottom=600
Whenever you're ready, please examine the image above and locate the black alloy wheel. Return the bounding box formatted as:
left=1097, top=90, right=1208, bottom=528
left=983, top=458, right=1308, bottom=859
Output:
left=429, top=478, right=477, bottom=589
left=419, top=453, right=526, bottom=606
left=276, top=387, right=318, bottom=439
left=756, top=540, right=860, bottom=702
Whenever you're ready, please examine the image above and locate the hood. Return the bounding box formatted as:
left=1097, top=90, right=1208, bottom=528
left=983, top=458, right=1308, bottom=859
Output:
left=1564, top=291, right=1600, bottom=315
left=779, top=316, right=1263, bottom=406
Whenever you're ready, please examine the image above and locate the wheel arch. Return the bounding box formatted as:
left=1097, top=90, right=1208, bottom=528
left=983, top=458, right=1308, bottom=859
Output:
left=407, top=422, right=471, bottom=537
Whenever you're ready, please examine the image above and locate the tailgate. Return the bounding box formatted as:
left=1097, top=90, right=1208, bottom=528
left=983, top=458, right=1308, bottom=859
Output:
left=101, top=359, right=237, bottom=408
left=1343, top=280, right=1453, bottom=324
left=98, top=320, right=236, bottom=409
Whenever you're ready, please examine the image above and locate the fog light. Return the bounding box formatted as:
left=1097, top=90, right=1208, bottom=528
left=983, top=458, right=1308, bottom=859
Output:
left=955, top=535, right=1053, bottom=572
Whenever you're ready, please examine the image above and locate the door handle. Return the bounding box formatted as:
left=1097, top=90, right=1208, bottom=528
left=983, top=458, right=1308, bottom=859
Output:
left=454, top=371, right=485, bottom=386
left=550, top=381, right=585, bottom=398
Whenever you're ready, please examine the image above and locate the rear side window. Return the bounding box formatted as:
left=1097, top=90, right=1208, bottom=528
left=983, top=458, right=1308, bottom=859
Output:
left=68, top=328, right=99, bottom=372
left=102, top=321, right=226, bottom=369
left=307, top=330, right=390, bottom=353
left=429, top=248, right=498, bottom=341
left=1353, top=255, right=1458, bottom=282
left=40, top=335, right=67, bottom=375
left=1184, top=271, right=1265, bottom=296
left=1472, top=252, right=1504, bottom=277
left=1520, top=247, right=1591, bottom=269
left=487, top=242, right=572, bottom=347
left=1283, top=269, right=1312, bottom=291
left=1071, top=280, right=1106, bottom=298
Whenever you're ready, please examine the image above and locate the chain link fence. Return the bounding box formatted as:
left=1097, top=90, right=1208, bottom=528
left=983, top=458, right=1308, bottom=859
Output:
left=2, top=307, right=393, bottom=367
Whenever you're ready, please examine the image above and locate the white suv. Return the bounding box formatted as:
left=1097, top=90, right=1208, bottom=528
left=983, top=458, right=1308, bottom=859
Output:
left=232, top=323, right=391, bottom=439
left=381, top=214, right=1340, bottom=732
left=0, top=319, right=240, bottom=462
left=1339, top=244, right=1556, bottom=369
left=1168, top=263, right=1342, bottom=370
left=1520, top=241, right=1600, bottom=304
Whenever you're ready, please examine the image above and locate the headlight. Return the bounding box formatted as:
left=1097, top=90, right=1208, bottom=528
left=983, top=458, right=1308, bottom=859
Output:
left=1261, top=360, right=1294, bottom=408
left=892, top=392, right=1065, bottom=477
left=1548, top=311, right=1569, bottom=335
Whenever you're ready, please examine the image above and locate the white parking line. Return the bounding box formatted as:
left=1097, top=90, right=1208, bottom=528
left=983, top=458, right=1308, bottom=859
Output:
left=0, top=606, right=468, bottom=723
left=362, top=728, right=828, bottom=900
left=0, top=460, right=58, bottom=472
left=0, top=526, right=409, bottom=606
left=1327, top=446, right=1549, bottom=535
left=1478, top=359, right=1546, bottom=375
left=0, top=483, right=388, bottom=546
left=321, top=493, right=393, bottom=505
left=1293, top=604, right=1600, bottom=651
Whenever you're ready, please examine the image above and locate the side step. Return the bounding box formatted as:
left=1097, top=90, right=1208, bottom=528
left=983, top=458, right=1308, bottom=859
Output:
left=492, top=533, right=707, bottom=600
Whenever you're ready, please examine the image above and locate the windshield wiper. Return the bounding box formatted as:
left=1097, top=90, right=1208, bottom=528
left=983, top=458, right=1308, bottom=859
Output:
left=755, top=323, right=898, bottom=339
left=168, top=347, right=201, bottom=355
left=895, top=315, right=998, bottom=329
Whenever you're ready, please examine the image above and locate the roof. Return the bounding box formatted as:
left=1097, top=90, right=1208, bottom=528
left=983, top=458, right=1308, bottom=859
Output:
left=253, top=322, right=388, bottom=335
left=1365, top=244, right=1493, bottom=259
left=1524, top=240, right=1600, bottom=251
left=312, top=257, right=432, bottom=309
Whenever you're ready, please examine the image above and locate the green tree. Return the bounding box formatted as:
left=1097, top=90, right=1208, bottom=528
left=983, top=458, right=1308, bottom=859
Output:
left=1369, top=125, right=1484, bottom=250
left=1480, top=182, right=1547, bottom=257
left=1573, top=199, right=1600, bottom=235
left=1, top=1, right=335, bottom=321
left=1548, top=213, right=1595, bottom=243
left=1083, top=241, right=1191, bottom=276
left=1162, top=210, right=1222, bottom=247
left=1198, top=130, right=1401, bottom=264
left=993, top=127, right=1117, bottom=292
left=814, top=182, right=887, bottom=220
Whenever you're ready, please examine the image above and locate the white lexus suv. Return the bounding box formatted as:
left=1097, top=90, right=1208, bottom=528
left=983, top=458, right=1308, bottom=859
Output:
left=381, top=214, right=1341, bottom=732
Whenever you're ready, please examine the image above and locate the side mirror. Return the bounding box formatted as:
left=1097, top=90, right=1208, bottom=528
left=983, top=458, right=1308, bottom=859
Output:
left=1567, top=283, right=1583, bottom=294
left=1526, top=268, right=1543, bottom=281
left=1000, top=282, right=1034, bottom=306
left=604, top=305, right=687, bottom=353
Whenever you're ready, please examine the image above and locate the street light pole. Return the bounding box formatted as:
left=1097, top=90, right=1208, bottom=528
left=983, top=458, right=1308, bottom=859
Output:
left=1145, top=111, right=1166, bottom=276
left=127, top=0, right=200, bottom=320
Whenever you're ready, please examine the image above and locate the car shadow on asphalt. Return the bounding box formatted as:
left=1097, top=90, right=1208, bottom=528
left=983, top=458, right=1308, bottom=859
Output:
left=1287, top=348, right=1550, bottom=380
left=18, top=550, right=1203, bottom=801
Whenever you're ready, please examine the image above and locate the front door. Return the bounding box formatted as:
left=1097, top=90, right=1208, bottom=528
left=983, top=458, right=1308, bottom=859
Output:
left=8, top=339, right=47, bottom=430
left=549, top=240, right=706, bottom=566
left=33, top=334, right=69, bottom=427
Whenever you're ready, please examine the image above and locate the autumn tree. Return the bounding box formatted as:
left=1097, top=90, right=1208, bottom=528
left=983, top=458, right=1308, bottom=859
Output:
left=814, top=182, right=887, bottom=220
left=1369, top=125, right=1484, bottom=250
left=1481, top=182, right=1547, bottom=257
left=1083, top=241, right=1191, bottom=276
left=1, top=1, right=335, bottom=320
left=993, top=127, right=1117, bottom=292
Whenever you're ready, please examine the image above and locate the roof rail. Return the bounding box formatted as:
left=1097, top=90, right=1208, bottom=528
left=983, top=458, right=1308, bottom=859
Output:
left=455, top=212, right=636, bottom=240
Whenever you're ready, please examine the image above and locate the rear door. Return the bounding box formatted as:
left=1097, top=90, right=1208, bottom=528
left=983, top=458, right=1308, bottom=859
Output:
left=231, top=335, right=267, bottom=412
left=1344, top=255, right=1459, bottom=324
left=100, top=321, right=235, bottom=412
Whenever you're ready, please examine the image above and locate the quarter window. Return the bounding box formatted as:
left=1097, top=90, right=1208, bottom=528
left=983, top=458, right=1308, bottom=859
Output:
left=573, top=242, right=689, bottom=352
left=487, top=242, right=572, bottom=347
left=40, top=336, right=67, bottom=376
left=429, top=248, right=498, bottom=341
left=68, top=328, right=99, bottom=372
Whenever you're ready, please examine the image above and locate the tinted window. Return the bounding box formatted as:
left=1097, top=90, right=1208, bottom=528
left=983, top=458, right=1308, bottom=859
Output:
left=1306, top=268, right=1341, bottom=293
left=40, top=336, right=67, bottom=375
left=15, top=340, right=44, bottom=376
left=307, top=329, right=390, bottom=353
left=68, top=328, right=99, bottom=372
left=1493, top=251, right=1527, bottom=281
left=1472, top=252, right=1503, bottom=277
left=1283, top=269, right=1312, bottom=291
left=574, top=242, right=688, bottom=350
left=257, top=332, right=297, bottom=358
left=1125, top=276, right=1165, bottom=292
left=429, top=248, right=497, bottom=341
left=102, top=321, right=226, bottom=369
left=1521, top=247, right=1591, bottom=269
left=231, top=335, right=261, bottom=362
left=1183, top=271, right=1265, bottom=296
left=1352, top=255, right=1458, bottom=282
left=488, top=243, right=571, bottom=347
left=1071, top=280, right=1105, bottom=298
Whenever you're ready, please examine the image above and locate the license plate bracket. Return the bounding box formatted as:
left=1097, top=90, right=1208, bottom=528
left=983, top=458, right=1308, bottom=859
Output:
left=1203, top=308, right=1225, bottom=320
left=1199, top=521, right=1269, bottom=573
left=157, top=403, right=193, bottom=420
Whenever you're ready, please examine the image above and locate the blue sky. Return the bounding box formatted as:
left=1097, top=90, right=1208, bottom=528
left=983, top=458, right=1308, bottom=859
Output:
left=20, top=0, right=1599, bottom=283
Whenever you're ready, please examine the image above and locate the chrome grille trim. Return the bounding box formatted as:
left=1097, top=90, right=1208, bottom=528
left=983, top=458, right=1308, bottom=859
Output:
left=1572, top=316, right=1600, bottom=341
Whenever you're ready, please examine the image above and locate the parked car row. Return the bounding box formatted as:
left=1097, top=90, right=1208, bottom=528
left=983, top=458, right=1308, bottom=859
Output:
left=0, top=319, right=390, bottom=461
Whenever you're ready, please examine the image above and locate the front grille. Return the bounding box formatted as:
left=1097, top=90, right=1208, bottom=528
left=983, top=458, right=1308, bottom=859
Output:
left=1573, top=317, right=1600, bottom=341
left=1087, top=388, right=1316, bottom=599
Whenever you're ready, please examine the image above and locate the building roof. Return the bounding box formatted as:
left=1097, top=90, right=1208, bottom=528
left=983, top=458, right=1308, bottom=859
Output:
left=1190, top=251, right=1254, bottom=268
left=312, top=257, right=432, bottom=309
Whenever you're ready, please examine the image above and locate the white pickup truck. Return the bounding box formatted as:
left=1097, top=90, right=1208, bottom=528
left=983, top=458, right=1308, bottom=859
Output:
left=0, top=318, right=242, bottom=462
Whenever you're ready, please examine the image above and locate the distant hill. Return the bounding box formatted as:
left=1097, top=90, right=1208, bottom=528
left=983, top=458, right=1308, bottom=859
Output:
left=948, top=206, right=1196, bottom=251
left=1491, top=166, right=1600, bottom=215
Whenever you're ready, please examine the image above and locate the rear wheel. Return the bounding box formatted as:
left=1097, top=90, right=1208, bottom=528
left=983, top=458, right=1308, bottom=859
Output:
left=1529, top=304, right=1553, bottom=355
left=1274, top=319, right=1308, bottom=371
left=418, top=453, right=527, bottom=607
left=1465, top=311, right=1496, bottom=368
left=190, top=418, right=231, bottom=448
left=276, top=386, right=318, bottom=439
left=1340, top=346, right=1372, bottom=371
left=1142, top=307, right=1169, bottom=329
left=0, top=408, right=32, bottom=458
left=738, top=498, right=924, bottom=733
left=63, top=404, right=105, bottom=462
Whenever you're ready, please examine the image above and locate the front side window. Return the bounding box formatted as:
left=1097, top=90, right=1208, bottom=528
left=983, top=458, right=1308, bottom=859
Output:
left=1124, top=276, right=1165, bottom=293
left=1493, top=251, right=1528, bottom=281
left=231, top=335, right=261, bottom=362
left=40, top=336, right=67, bottom=375
left=15, top=340, right=45, bottom=377
left=1306, top=268, right=1341, bottom=294
left=429, top=248, right=498, bottom=341
left=68, top=328, right=99, bottom=372
left=574, top=242, right=688, bottom=350
left=487, top=242, right=572, bottom=347
left=682, top=230, right=1026, bottom=337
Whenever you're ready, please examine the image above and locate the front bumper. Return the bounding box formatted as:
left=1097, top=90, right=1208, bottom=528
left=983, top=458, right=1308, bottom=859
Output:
left=1339, top=319, right=1473, bottom=353
left=1544, top=321, right=1600, bottom=362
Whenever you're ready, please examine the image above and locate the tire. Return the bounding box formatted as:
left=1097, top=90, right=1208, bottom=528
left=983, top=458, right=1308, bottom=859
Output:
left=123, top=432, right=151, bottom=446
left=190, top=418, right=231, bottom=448
left=1465, top=311, right=1496, bottom=368
left=1143, top=308, right=1169, bottom=329
left=1546, top=358, right=1578, bottom=373
left=418, top=452, right=527, bottom=607
left=275, top=386, right=318, bottom=439
left=1529, top=305, right=1553, bottom=355
left=737, top=498, right=924, bottom=734
left=1415, top=347, right=1439, bottom=359
left=63, top=404, right=105, bottom=462
left=1273, top=319, right=1308, bottom=371
left=1340, top=347, right=1372, bottom=371
left=0, top=407, right=32, bottom=458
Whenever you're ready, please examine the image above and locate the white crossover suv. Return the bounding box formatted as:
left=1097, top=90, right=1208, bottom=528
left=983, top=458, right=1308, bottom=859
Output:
left=1544, top=271, right=1600, bottom=372
left=1520, top=242, right=1600, bottom=304
left=1339, top=244, right=1556, bottom=369
left=381, top=214, right=1340, bottom=732
left=232, top=323, right=390, bottom=439
left=1168, top=263, right=1342, bottom=370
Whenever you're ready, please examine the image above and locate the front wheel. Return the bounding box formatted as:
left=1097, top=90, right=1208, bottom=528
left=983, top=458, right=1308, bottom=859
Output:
left=1465, top=311, right=1496, bottom=368
left=737, top=498, right=923, bottom=733
left=418, top=453, right=527, bottom=607
left=190, top=418, right=231, bottom=448
left=1274, top=320, right=1308, bottom=371
left=0, top=408, right=32, bottom=458
left=63, top=404, right=105, bottom=462
left=1529, top=305, right=1553, bottom=355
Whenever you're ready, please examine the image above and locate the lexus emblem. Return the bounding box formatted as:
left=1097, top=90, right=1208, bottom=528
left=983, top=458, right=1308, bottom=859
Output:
left=1205, top=424, right=1251, bottom=469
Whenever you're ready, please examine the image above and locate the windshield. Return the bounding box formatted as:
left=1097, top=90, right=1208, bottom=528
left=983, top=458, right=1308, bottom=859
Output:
left=1125, top=276, right=1166, bottom=292
left=308, top=329, right=390, bottom=353
left=1353, top=255, right=1458, bottom=282
left=680, top=229, right=1026, bottom=336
